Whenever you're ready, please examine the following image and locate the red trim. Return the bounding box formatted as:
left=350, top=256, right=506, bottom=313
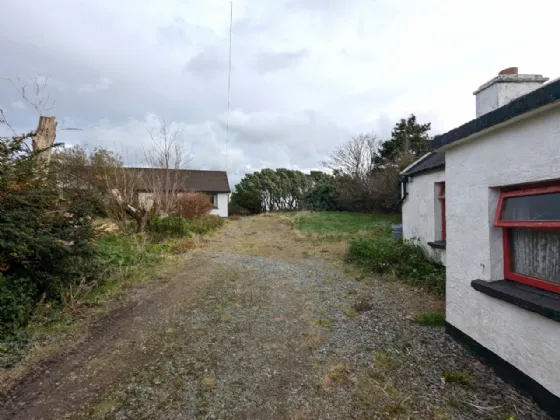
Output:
left=497, top=181, right=560, bottom=294
left=494, top=183, right=560, bottom=228
left=439, top=182, right=446, bottom=241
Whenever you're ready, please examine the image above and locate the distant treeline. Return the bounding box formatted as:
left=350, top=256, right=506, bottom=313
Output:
left=230, top=114, right=432, bottom=215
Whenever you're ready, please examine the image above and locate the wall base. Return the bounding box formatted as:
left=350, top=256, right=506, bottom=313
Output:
left=445, top=322, right=560, bottom=419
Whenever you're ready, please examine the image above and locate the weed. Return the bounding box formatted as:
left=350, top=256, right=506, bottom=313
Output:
left=445, top=395, right=470, bottom=411
left=201, top=377, right=217, bottom=389
left=373, top=350, right=397, bottom=370
left=347, top=237, right=445, bottom=295
left=353, top=299, right=373, bottom=313
left=172, top=237, right=197, bottom=254
left=442, top=368, right=472, bottom=387
left=312, top=319, right=333, bottom=328
left=347, top=289, right=358, bottom=295
left=343, top=307, right=358, bottom=318
left=412, top=311, right=445, bottom=326
left=229, top=215, right=241, bottom=221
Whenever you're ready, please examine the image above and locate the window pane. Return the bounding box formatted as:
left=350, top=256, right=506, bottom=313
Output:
left=510, top=229, right=560, bottom=285
left=502, top=192, right=560, bottom=221
left=213, top=194, right=219, bottom=207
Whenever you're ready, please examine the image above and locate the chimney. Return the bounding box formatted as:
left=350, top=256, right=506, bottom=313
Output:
left=473, top=67, right=549, bottom=118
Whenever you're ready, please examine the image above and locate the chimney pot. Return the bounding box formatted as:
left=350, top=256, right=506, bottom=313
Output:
left=499, top=67, right=518, bottom=75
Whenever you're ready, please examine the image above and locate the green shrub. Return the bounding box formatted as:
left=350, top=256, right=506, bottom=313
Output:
left=147, top=216, right=193, bottom=240
left=0, top=135, right=101, bottom=358
left=191, top=214, right=224, bottom=234
left=346, top=237, right=445, bottom=294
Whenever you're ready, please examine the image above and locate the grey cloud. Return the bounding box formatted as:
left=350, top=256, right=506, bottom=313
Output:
left=253, top=50, right=308, bottom=74
left=185, top=47, right=229, bottom=76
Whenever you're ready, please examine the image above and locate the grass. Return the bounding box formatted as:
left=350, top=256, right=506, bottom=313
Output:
left=293, top=211, right=401, bottom=239
left=412, top=311, right=446, bottom=326
left=442, top=368, right=473, bottom=387
left=347, top=237, right=446, bottom=295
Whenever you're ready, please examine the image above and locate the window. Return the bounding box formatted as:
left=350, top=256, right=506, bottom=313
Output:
left=439, top=182, right=446, bottom=241
left=494, top=183, right=560, bottom=293
left=212, top=194, right=219, bottom=209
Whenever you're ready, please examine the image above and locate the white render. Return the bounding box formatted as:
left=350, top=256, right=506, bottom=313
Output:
left=474, top=73, right=548, bottom=117
left=138, top=192, right=229, bottom=218
left=444, top=103, right=560, bottom=398
left=209, top=193, right=229, bottom=218
left=402, top=169, right=446, bottom=265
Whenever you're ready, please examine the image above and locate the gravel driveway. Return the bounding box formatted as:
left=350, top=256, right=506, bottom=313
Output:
left=1, top=215, right=550, bottom=419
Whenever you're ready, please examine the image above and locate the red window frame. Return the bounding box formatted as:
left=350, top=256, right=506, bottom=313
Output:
left=439, top=182, right=446, bottom=241
left=494, top=183, right=560, bottom=293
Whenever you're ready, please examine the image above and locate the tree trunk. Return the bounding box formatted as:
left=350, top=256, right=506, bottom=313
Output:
left=32, top=116, right=57, bottom=166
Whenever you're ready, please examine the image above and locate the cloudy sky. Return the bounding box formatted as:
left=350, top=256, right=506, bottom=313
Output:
left=1, top=0, right=559, bottom=186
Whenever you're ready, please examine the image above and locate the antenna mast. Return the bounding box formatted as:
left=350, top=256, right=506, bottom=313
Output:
left=225, top=0, right=233, bottom=171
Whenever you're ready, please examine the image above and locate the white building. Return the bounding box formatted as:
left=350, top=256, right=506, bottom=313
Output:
left=131, top=168, right=230, bottom=218
left=401, top=152, right=446, bottom=265
left=402, top=67, right=560, bottom=417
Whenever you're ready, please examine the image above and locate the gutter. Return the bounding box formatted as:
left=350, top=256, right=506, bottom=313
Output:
left=398, top=175, right=409, bottom=205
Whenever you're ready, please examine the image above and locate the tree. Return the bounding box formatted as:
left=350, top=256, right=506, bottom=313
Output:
left=142, top=118, right=192, bottom=216
left=229, top=169, right=331, bottom=214
left=373, top=114, right=431, bottom=166
left=322, top=133, right=379, bottom=180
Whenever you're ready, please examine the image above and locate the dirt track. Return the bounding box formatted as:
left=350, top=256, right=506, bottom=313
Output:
left=0, top=216, right=549, bottom=419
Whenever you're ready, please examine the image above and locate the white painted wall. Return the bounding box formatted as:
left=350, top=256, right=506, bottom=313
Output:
left=138, top=191, right=229, bottom=218
left=209, top=193, right=229, bottom=218
left=445, top=104, right=560, bottom=397
left=402, top=169, right=446, bottom=265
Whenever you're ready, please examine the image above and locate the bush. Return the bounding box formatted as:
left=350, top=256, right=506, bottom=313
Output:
left=0, top=136, right=101, bottom=342
left=191, top=214, right=225, bottom=234
left=148, top=216, right=193, bottom=240
left=176, top=192, right=212, bottom=220
left=346, top=237, right=445, bottom=295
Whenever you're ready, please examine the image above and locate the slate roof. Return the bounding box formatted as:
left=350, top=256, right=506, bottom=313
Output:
left=432, top=78, right=560, bottom=149
left=401, top=152, right=445, bottom=177
left=126, top=168, right=231, bottom=193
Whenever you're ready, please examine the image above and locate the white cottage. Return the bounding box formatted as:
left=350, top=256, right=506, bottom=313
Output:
left=129, top=168, right=231, bottom=218
left=403, top=67, right=560, bottom=417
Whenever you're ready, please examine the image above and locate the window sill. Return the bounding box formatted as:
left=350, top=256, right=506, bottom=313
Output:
left=471, top=279, right=560, bottom=323
left=428, top=240, right=446, bottom=249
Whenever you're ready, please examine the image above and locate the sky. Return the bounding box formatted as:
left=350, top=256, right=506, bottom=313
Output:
left=1, top=0, right=559, bottom=186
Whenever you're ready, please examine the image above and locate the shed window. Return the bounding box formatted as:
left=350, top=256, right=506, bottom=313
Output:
left=212, top=194, right=219, bottom=209
left=495, top=183, right=560, bottom=293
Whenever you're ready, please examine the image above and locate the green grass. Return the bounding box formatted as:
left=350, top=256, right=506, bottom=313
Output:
left=293, top=212, right=401, bottom=238
left=347, top=237, right=446, bottom=295
left=412, top=311, right=446, bottom=326
left=442, top=368, right=473, bottom=387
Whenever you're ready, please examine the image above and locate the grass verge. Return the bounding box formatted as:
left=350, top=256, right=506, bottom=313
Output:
left=346, top=237, right=445, bottom=295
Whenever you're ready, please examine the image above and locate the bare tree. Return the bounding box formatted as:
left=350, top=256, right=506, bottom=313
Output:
left=322, top=133, right=380, bottom=180
left=0, top=75, right=58, bottom=166
left=141, top=118, right=192, bottom=215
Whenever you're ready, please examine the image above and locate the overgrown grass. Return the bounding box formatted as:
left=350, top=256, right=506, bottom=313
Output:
left=346, top=237, right=445, bottom=295
left=293, top=212, right=401, bottom=239
left=0, top=215, right=225, bottom=368
left=442, top=368, right=473, bottom=387
left=412, top=311, right=446, bottom=326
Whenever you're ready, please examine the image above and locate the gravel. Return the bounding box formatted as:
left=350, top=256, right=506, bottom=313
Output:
left=11, top=216, right=548, bottom=419
left=86, top=247, right=549, bottom=419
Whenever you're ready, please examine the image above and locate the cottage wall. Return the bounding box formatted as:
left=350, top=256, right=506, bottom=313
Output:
left=209, top=193, right=229, bottom=218
left=445, top=104, right=560, bottom=397
left=402, top=169, right=446, bottom=265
